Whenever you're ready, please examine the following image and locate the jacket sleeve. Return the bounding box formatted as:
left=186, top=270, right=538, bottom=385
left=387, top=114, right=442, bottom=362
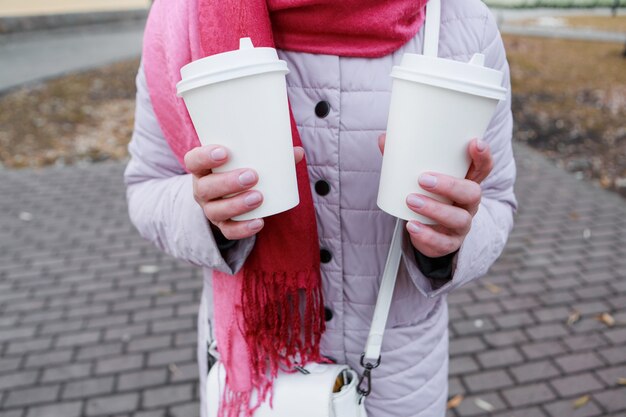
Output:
left=402, top=11, right=517, bottom=298
left=123, top=64, right=255, bottom=274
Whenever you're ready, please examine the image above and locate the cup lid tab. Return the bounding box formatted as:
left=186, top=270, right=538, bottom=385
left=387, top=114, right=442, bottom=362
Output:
left=468, top=53, right=485, bottom=67
left=391, top=52, right=507, bottom=100
left=177, top=37, right=289, bottom=95
left=239, top=37, right=254, bottom=50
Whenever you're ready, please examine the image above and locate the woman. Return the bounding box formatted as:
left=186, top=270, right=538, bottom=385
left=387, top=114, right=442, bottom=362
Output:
left=124, top=0, right=517, bottom=415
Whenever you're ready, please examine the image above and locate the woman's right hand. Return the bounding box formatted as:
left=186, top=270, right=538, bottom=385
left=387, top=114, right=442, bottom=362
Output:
left=184, top=145, right=304, bottom=241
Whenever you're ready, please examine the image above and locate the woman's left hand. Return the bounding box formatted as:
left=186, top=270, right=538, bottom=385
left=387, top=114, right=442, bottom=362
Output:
left=378, top=134, right=494, bottom=258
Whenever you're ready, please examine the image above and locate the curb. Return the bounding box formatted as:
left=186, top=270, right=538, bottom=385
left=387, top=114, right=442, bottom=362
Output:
left=0, top=9, right=148, bottom=35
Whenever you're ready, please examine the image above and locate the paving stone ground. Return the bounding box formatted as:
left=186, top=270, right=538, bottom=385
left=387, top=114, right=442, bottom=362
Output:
left=0, top=143, right=624, bottom=417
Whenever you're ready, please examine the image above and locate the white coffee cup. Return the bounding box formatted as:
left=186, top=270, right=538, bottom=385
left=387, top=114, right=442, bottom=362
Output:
left=377, top=52, right=507, bottom=224
left=176, top=38, right=299, bottom=221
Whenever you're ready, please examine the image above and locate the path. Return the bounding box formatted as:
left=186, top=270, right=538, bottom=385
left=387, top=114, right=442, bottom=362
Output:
left=0, top=4, right=625, bottom=416
left=1, top=6, right=623, bottom=94
left=0, top=143, right=624, bottom=417
left=0, top=21, right=144, bottom=93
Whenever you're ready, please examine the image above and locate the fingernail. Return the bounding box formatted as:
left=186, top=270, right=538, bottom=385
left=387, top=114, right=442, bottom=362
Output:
left=476, top=139, right=487, bottom=152
left=407, top=195, right=425, bottom=209
left=419, top=174, right=437, bottom=188
left=211, top=147, right=227, bottom=160
left=244, top=192, right=262, bottom=206
left=248, top=219, right=263, bottom=230
left=407, top=222, right=420, bottom=234
left=238, top=170, right=256, bottom=186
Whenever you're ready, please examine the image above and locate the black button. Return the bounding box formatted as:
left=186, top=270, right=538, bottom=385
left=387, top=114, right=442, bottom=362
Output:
left=315, top=180, right=330, bottom=196
left=315, top=101, right=330, bottom=118
left=320, top=249, right=332, bottom=264
left=324, top=307, right=333, bottom=322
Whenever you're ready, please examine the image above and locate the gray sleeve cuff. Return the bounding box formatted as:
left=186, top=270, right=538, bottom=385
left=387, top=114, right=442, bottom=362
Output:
left=413, top=248, right=458, bottom=289
left=208, top=222, right=255, bottom=274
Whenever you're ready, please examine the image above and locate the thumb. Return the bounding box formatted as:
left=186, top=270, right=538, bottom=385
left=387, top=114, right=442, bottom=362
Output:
left=294, top=146, right=305, bottom=164
left=465, top=138, right=493, bottom=184
left=378, top=133, right=386, bottom=155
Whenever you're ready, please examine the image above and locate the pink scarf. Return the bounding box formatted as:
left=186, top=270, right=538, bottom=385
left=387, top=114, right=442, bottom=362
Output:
left=142, top=1, right=427, bottom=415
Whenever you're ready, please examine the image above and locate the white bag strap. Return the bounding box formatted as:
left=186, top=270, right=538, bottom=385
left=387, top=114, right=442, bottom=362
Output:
left=422, top=0, right=441, bottom=58
left=362, top=218, right=405, bottom=362
left=363, top=0, right=440, bottom=364
left=358, top=0, right=441, bottom=397
left=357, top=219, right=405, bottom=399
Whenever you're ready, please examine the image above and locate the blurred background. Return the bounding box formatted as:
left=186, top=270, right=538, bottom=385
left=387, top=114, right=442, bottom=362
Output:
left=0, top=1, right=624, bottom=416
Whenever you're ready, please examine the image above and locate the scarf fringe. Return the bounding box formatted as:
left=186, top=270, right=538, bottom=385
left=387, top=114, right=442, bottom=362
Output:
left=219, top=385, right=254, bottom=417
left=218, top=269, right=325, bottom=416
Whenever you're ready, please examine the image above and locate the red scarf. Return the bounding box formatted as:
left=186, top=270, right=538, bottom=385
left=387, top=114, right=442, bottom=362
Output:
left=143, top=1, right=427, bottom=415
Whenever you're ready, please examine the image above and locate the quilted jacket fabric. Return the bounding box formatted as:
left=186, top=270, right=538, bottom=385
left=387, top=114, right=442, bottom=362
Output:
left=124, top=0, right=517, bottom=415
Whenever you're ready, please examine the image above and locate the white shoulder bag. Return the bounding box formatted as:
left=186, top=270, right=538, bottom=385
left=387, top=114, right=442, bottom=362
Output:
left=206, top=2, right=442, bottom=415
left=206, top=219, right=404, bottom=417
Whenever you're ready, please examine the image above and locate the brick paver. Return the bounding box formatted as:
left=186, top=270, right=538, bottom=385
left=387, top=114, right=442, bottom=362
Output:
left=0, top=142, right=624, bottom=416
left=0, top=163, right=202, bottom=415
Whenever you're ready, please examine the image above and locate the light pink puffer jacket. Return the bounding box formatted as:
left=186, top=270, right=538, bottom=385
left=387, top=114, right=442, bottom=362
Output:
left=124, top=0, right=516, bottom=415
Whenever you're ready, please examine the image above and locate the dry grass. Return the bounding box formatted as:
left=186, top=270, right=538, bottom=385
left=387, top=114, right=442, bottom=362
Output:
left=504, top=35, right=626, bottom=195
left=0, top=0, right=149, bottom=16
left=0, top=36, right=624, bottom=196
left=511, top=15, right=626, bottom=32
left=0, top=59, right=139, bottom=168
left=564, top=15, right=626, bottom=32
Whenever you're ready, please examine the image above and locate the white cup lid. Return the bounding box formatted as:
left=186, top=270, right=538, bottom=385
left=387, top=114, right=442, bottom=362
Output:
left=391, top=53, right=507, bottom=100
left=177, top=38, right=288, bottom=96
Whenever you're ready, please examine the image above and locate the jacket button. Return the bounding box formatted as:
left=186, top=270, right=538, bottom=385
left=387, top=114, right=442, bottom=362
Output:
left=315, top=180, right=330, bottom=196
left=320, top=249, right=332, bottom=264
left=315, top=101, right=330, bottom=118
left=324, top=307, right=333, bottom=322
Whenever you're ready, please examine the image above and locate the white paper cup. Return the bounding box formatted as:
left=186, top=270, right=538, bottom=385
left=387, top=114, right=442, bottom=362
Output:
left=377, top=53, right=507, bottom=224
left=176, top=38, right=299, bottom=221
